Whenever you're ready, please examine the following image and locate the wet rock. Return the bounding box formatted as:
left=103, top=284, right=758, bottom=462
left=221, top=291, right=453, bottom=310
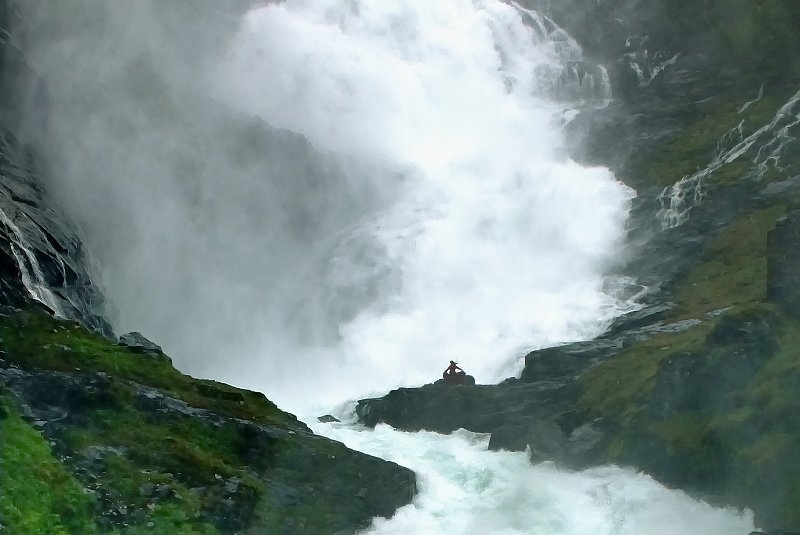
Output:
left=518, top=305, right=694, bottom=385
left=564, top=421, right=608, bottom=464
left=0, top=6, right=111, bottom=334
left=602, top=304, right=674, bottom=336
left=357, top=379, right=595, bottom=463
left=433, top=373, right=476, bottom=386
left=118, top=331, right=162, bottom=353
left=193, top=382, right=245, bottom=402
left=767, top=210, right=800, bottom=317
left=83, top=446, right=126, bottom=462
left=0, top=318, right=417, bottom=534
left=317, top=414, right=340, bottom=423
left=267, top=481, right=301, bottom=507
left=488, top=419, right=565, bottom=461
left=138, top=483, right=155, bottom=497
left=519, top=338, right=621, bottom=383
left=758, top=175, right=800, bottom=198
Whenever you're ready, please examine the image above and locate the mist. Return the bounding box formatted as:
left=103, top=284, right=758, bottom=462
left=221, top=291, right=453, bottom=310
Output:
left=13, top=0, right=634, bottom=412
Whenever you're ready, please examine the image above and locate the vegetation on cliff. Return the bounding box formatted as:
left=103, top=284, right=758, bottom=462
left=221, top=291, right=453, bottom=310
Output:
left=576, top=78, right=800, bottom=528
left=0, top=306, right=415, bottom=534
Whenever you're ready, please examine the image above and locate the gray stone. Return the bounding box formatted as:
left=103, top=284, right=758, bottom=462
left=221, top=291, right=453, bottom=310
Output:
left=758, top=175, right=800, bottom=197
left=118, top=332, right=163, bottom=354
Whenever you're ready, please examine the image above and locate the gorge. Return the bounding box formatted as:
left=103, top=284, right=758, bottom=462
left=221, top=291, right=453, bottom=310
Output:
left=2, top=1, right=800, bottom=533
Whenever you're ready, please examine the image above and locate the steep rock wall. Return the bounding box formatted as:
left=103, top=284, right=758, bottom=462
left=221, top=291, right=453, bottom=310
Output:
left=0, top=1, right=109, bottom=333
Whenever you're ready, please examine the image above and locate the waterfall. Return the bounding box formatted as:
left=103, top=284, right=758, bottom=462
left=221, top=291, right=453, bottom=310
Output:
left=657, top=88, right=800, bottom=230
left=311, top=423, right=754, bottom=535
left=15, top=0, right=634, bottom=409
left=12, top=1, right=758, bottom=533
left=0, top=206, right=65, bottom=315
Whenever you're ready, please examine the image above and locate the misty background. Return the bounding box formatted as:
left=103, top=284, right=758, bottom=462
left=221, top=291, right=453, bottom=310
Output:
left=11, top=0, right=635, bottom=411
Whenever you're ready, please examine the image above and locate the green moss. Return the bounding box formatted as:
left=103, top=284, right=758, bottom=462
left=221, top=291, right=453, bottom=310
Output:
left=628, top=91, right=789, bottom=189
left=580, top=321, right=713, bottom=418
left=0, top=306, right=413, bottom=533
left=0, top=393, right=97, bottom=534
left=625, top=75, right=800, bottom=199
left=742, top=433, right=794, bottom=468
left=745, top=317, right=800, bottom=423
left=0, top=383, right=235, bottom=534
left=111, top=504, right=217, bottom=535
left=0, top=309, right=274, bottom=533
left=669, top=205, right=786, bottom=319
left=784, top=478, right=800, bottom=526
left=98, top=454, right=221, bottom=535
left=655, top=414, right=732, bottom=485
left=57, top=380, right=269, bottom=532
left=712, top=0, right=800, bottom=79
left=0, top=308, right=292, bottom=428
left=581, top=302, right=800, bottom=526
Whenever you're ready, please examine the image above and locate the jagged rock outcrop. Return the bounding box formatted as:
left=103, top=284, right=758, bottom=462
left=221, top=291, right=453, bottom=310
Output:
left=0, top=307, right=416, bottom=534
left=118, top=331, right=166, bottom=357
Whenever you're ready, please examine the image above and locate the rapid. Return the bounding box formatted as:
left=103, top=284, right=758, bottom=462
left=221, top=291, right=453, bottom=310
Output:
left=13, top=0, right=756, bottom=532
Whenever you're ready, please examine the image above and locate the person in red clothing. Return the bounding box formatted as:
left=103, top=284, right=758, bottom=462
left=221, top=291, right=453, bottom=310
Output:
left=443, top=360, right=466, bottom=382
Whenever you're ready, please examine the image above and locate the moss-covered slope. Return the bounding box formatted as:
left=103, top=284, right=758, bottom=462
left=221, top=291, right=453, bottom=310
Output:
left=579, top=204, right=800, bottom=529
left=0, top=306, right=415, bottom=534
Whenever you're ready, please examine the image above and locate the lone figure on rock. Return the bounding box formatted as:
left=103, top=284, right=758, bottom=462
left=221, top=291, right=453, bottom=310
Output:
left=443, top=360, right=465, bottom=380
left=439, top=360, right=475, bottom=386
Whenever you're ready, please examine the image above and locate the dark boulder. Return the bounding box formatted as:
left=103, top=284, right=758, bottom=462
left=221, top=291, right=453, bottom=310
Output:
left=487, top=418, right=565, bottom=460
left=434, top=373, right=476, bottom=386
left=118, top=331, right=163, bottom=354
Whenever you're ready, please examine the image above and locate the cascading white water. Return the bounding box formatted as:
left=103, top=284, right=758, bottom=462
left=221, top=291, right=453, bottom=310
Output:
left=657, top=87, right=800, bottom=230
left=0, top=207, right=65, bottom=315
left=310, top=423, right=754, bottom=535
left=209, top=0, right=638, bottom=406
left=14, top=1, right=756, bottom=532
left=16, top=0, right=635, bottom=410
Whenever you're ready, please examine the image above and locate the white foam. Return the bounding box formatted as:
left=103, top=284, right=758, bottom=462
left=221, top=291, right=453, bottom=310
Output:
left=312, top=422, right=755, bottom=535
left=17, top=0, right=636, bottom=411
left=211, top=0, right=635, bottom=408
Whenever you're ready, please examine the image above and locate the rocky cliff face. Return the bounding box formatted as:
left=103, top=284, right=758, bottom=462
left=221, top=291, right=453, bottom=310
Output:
left=358, top=1, right=800, bottom=531
left=0, top=1, right=109, bottom=334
